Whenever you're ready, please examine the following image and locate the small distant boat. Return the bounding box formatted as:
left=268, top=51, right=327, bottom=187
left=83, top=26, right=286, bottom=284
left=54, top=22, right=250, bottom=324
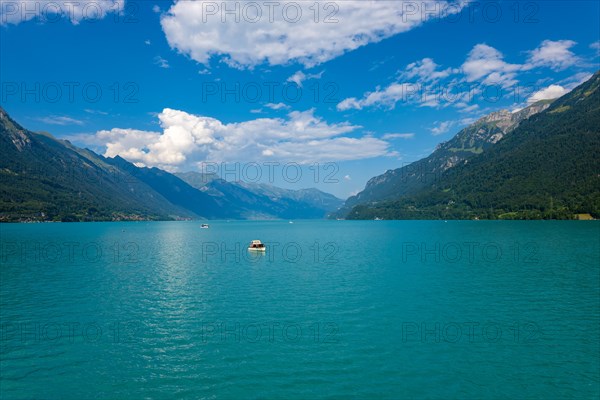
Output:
left=201, top=224, right=209, bottom=229
left=248, top=240, right=266, bottom=251
left=289, top=221, right=294, bottom=224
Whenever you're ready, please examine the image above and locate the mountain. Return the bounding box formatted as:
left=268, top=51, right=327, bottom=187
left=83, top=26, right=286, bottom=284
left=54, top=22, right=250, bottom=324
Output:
left=173, top=171, right=219, bottom=188
left=234, top=181, right=344, bottom=213
left=105, top=158, right=224, bottom=219
left=176, top=172, right=344, bottom=219
left=0, top=107, right=343, bottom=222
left=347, top=71, right=600, bottom=220
left=339, top=100, right=552, bottom=215
left=0, top=108, right=196, bottom=221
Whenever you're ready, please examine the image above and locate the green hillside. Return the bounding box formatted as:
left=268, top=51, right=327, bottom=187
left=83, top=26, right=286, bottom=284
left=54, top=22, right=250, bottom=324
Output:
left=337, top=101, right=551, bottom=217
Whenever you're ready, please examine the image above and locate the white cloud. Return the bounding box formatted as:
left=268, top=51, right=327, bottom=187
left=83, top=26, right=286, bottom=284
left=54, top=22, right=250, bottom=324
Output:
left=160, top=1, right=466, bottom=68
left=459, top=117, right=476, bottom=126
left=154, top=56, right=170, bottom=69
left=84, top=109, right=108, bottom=115
left=527, top=40, right=579, bottom=70
left=82, top=108, right=392, bottom=170
left=344, top=175, right=351, bottom=181
left=288, top=71, right=307, bottom=87
left=152, top=5, right=161, bottom=13
left=264, top=136, right=391, bottom=164
left=426, top=118, right=473, bottom=136
left=287, top=70, right=324, bottom=87
left=336, top=97, right=361, bottom=112
left=198, top=68, right=211, bottom=75
left=457, top=103, right=479, bottom=113
left=429, top=121, right=454, bottom=135
left=337, top=83, right=419, bottom=111
left=338, top=43, right=528, bottom=111
left=265, top=102, right=291, bottom=111
left=527, top=84, right=569, bottom=103
left=337, top=79, right=478, bottom=111
left=461, top=44, right=521, bottom=87
left=38, top=116, right=84, bottom=126
left=462, top=40, right=581, bottom=83
left=401, top=58, right=453, bottom=82
left=145, top=40, right=152, bottom=46
left=336, top=39, right=586, bottom=113
left=337, top=77, right=482, bottom=111
left=382, top=133, right=414, bottom=140
left=0, top=0, right=124, bottom=25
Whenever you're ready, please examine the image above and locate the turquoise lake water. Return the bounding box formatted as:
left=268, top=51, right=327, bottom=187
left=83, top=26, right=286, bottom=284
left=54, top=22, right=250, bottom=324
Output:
left=1, top=220, right=599, bottom=399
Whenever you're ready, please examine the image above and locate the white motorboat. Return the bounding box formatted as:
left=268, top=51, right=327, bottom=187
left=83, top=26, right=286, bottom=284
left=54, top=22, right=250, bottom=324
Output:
left=248, top=240, right=266, bottom=251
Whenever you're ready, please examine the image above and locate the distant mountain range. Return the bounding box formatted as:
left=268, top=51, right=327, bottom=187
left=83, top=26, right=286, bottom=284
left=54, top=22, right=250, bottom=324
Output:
left=175, top=172, right=343, bottom=220
left=0, top=109, right=342, bottom=222
left=339, top=71, right=600, bottom=220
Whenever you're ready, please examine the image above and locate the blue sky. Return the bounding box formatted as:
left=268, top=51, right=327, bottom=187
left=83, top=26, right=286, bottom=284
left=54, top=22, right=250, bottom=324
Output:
left=1, top=0, right=599, bottom=198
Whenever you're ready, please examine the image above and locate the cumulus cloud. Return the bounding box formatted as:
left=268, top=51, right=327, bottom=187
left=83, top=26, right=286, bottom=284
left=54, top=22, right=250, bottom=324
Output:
left=401, top=58, right=453, bottom=82
left=461, top=44, right=522, bottom=87
left=527, top=84, right=569, bottom=103
left=265, top=102, right=291, bottom=110
left=287, top=70, right=324, bottom=87
left=82, top=108, right=392, bottom=170
left=0, top=0, right=124, bottom=25
left=288, top=71, right=307, bottom=87
left=527, top=40, right=579, bottom=70
left=160, top=1, right=467, bottom=68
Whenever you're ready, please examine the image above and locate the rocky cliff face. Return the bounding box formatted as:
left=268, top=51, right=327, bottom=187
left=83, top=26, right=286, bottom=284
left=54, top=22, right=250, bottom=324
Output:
left=0, top=107, right=31, bottom=151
